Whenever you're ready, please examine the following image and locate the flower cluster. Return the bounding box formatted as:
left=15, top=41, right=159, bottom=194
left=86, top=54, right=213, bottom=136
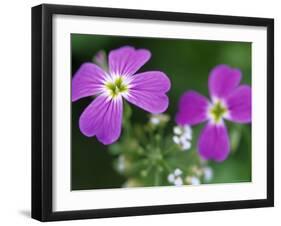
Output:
left=167, top=165, right=213, bottom=186
left=167, top=168, right=184, bottom=186
left=172, top=125, right=192, bottom=151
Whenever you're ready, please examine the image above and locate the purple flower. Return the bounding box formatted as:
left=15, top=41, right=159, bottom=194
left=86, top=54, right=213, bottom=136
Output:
left=176, top=65, right=251, bottom=162
left=72, top=46, right=171, bottom=145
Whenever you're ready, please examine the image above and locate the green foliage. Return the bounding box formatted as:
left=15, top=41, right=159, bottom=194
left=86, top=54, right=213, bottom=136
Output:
left=109, top=109, right=210, bottom=187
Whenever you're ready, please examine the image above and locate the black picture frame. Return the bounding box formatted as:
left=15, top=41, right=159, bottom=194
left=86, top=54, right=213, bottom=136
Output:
left=32, top=3, right=274, bottom=222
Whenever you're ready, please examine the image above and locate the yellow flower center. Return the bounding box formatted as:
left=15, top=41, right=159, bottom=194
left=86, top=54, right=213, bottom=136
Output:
left=209, top=100, right=228, bottom=123
left=105, top=77, right=128, bottom=98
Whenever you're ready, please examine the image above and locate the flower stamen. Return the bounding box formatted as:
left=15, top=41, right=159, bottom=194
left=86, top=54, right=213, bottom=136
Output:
left=105, top=76, right=129, bottom=98
left=209, top=100, right=228, bottom=124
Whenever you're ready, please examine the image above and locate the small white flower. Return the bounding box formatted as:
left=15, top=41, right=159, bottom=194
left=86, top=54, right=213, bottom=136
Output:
left=174, top=177, right=183, bottom=186
left=173, top=126, right=182, bottom=135
left=167, top=174, right=175, bottom=183
left=172, top=125, right=192, bottom=151
left=185, top=176, right=201, bottom=186
left=117, top=155, right=125, bottom=172
left=149, top=114, right=170, bottom=126
left=181, top=140, right=191, bottom=150
left=174, top=168, right=182, bottom=176
left=150, top=117, right=160, bottom=125
left=172, top=136, right=180, bottom=144
left=203, top=167, right=213, bottom=182
left=182, top=132, right=192, bottom=141
left=190, top=176, right=201, bottom=185
left=183, top=125, right=192, bottom=139
left=167, top=168, right=184, bottom=186
left=179, top=134, right=188, bottom=143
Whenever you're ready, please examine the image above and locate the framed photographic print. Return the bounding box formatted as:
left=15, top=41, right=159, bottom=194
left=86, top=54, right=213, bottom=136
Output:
left=32, top=4, right=274, bottom=221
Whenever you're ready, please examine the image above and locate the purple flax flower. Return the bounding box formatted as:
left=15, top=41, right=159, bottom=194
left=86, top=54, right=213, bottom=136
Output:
left=72, top=46, right=171, bottom=145
left=176, top=65, right=251, bottom=162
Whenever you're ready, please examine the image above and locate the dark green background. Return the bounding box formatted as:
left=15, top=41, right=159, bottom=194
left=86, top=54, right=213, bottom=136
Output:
left=71, top=34, right=252, bottom=190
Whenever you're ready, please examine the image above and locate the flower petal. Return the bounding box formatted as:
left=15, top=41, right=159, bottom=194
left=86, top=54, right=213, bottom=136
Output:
left=124, top=71, right=170, bottom=113
left=79, top=95, right=123, bottom=145
left=72, top=63, right=106, bottom=101
left=175, top=91, right=209, bottom=126
left=125, top=91, right=168, bottom=114
left=108, top=46, right=151, bottom=76
left=198, top=123, right=230, bottom=162
left=225, top=85, right=251, bottom=123
left=130, top=71, right=171, bottom=93
left=208, top=64, right=242, bottom=99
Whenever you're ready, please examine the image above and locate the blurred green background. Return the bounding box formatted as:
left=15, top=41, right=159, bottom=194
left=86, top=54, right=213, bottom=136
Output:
left=71, top=34, right=252, bottom=190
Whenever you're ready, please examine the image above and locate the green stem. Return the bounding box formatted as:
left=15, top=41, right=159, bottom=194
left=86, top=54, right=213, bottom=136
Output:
left=154, top=169, right=161, bottom=186
left=163, top=142, right=179, bottom=156
left=160, top=160, right=172, bottom=173
left=123, top=102, right=132, bottom=138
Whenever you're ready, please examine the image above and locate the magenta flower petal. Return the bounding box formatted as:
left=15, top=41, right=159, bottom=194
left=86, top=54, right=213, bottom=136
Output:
left=108, top=46, right=151, bottom=76
left=72, top=63, right=106, bottom=101
left=226, top=85, right=251, bottom=123
left=175, top=91, right=209, bottom=126
left=198, top=123, right=230, bottom=162
left=130, top=71, right=171, bottom=92
left=124, top=71, right=170, bottom=114
left=79, top=95, right=123, bottom=145
left=208, top=64, right=242, bottom=99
